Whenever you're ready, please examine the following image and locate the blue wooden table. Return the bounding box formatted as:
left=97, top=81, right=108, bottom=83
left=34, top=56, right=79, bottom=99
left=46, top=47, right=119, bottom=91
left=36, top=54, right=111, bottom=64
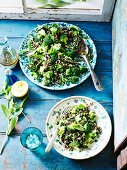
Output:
left=0, top=20, right=116, bottom=170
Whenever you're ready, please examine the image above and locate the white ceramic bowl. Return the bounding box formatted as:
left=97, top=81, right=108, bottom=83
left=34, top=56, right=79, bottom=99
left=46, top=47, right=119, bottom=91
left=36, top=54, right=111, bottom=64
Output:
left=46, top=96, right=112, bottom=159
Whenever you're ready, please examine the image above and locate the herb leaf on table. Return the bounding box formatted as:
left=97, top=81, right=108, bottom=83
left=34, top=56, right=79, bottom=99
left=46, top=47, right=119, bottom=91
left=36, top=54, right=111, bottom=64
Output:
left=0, top=84, right=29, bottom=154
left=7, top=116, right=18, bottom=135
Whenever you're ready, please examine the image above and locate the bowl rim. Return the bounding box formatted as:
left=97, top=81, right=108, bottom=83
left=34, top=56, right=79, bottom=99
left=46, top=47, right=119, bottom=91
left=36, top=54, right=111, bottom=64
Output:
left=46, top=96, right=112, bottom=159
left=19, top=22, right=97, bottom=90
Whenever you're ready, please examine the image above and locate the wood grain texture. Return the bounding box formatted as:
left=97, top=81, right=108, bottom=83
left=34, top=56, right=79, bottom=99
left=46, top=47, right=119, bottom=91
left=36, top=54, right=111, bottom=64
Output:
left=0, top=135, right=116, bottom=170
left=0, top=99, right=113, bottom=134
left=0, top=20, right=112, bottom=40
left=112, top=0, right=127, bottom=150
left=0, top=20, right=116, bottom=170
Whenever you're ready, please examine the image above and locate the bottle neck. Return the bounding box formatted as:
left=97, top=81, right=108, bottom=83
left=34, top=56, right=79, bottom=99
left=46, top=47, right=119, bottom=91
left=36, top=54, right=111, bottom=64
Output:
left=0, top=36, right=9, bottom=50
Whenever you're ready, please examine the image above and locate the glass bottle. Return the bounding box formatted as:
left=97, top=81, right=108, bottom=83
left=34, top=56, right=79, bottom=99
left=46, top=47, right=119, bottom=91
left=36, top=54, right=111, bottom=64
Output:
left=0, top=36, right=18, bottom=69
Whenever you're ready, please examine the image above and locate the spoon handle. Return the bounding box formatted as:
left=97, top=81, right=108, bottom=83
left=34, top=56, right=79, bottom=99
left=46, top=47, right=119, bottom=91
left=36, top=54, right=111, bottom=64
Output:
left=45, top=129, right=57, bottom=153
left=83, top=55, right=103, bottom=91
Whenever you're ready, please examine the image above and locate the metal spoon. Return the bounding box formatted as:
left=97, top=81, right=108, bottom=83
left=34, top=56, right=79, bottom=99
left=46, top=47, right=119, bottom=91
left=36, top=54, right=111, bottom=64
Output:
left=45, top=106, right=73, bottom=153
left=78, top=38, right=103, bottom=91
left=45, top=129, right=57, bottom=153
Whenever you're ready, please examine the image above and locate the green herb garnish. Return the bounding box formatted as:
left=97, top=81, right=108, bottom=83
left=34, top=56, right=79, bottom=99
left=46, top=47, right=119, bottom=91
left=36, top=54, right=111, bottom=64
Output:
left=0, top=83, right=29, bottom=154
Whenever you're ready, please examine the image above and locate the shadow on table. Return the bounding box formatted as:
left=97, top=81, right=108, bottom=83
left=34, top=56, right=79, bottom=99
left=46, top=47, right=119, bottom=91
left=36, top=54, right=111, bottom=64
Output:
left=31, top=143, right=60, bottom=162
left=30, top=135, right=117, bottom=170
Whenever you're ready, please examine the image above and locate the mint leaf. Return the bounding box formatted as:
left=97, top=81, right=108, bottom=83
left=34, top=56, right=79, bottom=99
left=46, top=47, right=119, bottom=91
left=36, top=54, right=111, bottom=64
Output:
left=20, top=96, right=28, bottom=108
left=14, top=108, right=23, bottom=117
left=0, top=89, right=6, bottom=96
left=7, top=116, right=18, bottom=135
left=1, top=105, right=10, bottom=119
left=8, top=99, right=14, bottom=110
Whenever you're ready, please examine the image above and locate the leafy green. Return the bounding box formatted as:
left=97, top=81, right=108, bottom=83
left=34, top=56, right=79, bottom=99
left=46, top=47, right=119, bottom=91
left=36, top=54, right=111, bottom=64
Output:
left=0, top=83, right=29, bottom=154
left=20, top=23, right=92, bottom=87
left=20, top=96, right=28, bottom=108
left=7, top=116, right=18, bottom=135
left=57, top=103, right=102, bottom=151
left=43, top=34, right=53, bottom=46
left=0, top=85, right=28, bottom=136
left=1, top=105, right=9, bottom=119
left=67, top=122, right=84, bottom=131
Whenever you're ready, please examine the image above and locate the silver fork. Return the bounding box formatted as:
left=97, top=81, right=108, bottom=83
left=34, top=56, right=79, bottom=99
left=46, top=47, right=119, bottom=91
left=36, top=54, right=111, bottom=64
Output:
left=45, top=106, right=73, bottom=153
left=78, top=37, right=103, bottom=91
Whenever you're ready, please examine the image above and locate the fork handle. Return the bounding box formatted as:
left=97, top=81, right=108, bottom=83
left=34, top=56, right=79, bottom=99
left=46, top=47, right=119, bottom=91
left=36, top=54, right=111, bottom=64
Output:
left=83, top=55, right=103, bottom=91
left=45, top=129, right=57, bottom=153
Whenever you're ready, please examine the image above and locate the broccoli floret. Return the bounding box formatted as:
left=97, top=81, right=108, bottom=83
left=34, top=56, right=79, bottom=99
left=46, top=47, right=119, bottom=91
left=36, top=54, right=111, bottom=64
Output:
left=58, top=126, right=66, bottom=136
left=56, top=64, right=63, bottom=72
left=41, top=45, right=48, bottom=53
left=65, top=68, right=72, bottom=76
left=36, top=46, right=43, bottom=53
left=43, top=34, right=53, bottom=46
left=84, top=123, right=92, bottom=133
left=51, top=54, right=57, bottom=63
left=34, top=34, right=42, bottom=42
left=66, top=50, right=75, bottom=58
left=48, top=48, right=58, bottom=55
left=43, top=77, right=51, bottom=86
left=90, top=130, right=97, bottom=139
left=70, top=76, right=79, bottom=83
left=67, top=123, right=84, bottom=131
left=69, top=141, right=80, bottom=149
left=89, top=111, right=97, bottom=121
left=44, top=71, right=53, bottom=79
left=80, top=66, right=87, bottom=74
left=50, top=27, right=58, bottom=35
left=70, top=26, right=81, bottom=36
left=31, top=72, right=38, bottom=80
left=77, top=104, right=85, bottom=110
left=61, top=75, right=68, bottom=84
left=27, top=39, right=33, bottom=50
left=60, top=34, right=68, bottom=44
left=48, top=43, right=61, bottom=55
left=72, top=67, right=80, bottom=76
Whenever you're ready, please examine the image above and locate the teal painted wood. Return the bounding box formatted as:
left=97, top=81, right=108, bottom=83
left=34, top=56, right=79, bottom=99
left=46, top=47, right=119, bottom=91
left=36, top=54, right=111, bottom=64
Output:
left=0, top=135, right=116, bottom=170
left=0, top=20, right=116, bottom=170
left=0, top=20, right=112, bottom=41
left=112, top=0, right=127, bottom=150
left=0, top=99, right=113, bottom=133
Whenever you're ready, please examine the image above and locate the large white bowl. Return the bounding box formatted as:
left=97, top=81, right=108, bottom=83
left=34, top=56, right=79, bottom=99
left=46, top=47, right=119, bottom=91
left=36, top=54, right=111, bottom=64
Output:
left=19, top=22, right=97, bottom=90
left=46, top=96, right=112, bottom=159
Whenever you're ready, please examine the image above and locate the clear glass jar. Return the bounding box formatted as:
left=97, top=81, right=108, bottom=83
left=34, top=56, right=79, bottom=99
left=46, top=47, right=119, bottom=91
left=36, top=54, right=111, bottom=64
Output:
left=0, top=36, right=18, bottom=69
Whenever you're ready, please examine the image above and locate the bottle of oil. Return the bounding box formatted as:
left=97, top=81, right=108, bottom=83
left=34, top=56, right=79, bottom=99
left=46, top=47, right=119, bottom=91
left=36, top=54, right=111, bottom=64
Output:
left=0, top=36, right=18, bottom=69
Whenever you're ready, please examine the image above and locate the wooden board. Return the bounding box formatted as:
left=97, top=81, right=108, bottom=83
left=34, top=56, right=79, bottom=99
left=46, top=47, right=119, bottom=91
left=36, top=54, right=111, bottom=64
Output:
left=0, top=20, right=116, bottom=170
left=112, top=0, right=127, bottom=151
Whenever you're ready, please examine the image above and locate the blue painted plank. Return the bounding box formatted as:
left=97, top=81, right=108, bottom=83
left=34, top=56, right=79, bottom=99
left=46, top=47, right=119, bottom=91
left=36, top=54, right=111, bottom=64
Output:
left=0, top=65, right=112, bottom=102
left=0, top=99, right=113, bottom=133
left=0, top=20, right=111, bottom=41
left=0, top=134, right=116, bottom=170
left=0, top=20, right=115, bottom=170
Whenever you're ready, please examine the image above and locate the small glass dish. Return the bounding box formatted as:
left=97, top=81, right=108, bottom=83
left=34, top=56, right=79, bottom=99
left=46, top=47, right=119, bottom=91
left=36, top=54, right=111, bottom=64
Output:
left=20, top=127, right=43, bottom=151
